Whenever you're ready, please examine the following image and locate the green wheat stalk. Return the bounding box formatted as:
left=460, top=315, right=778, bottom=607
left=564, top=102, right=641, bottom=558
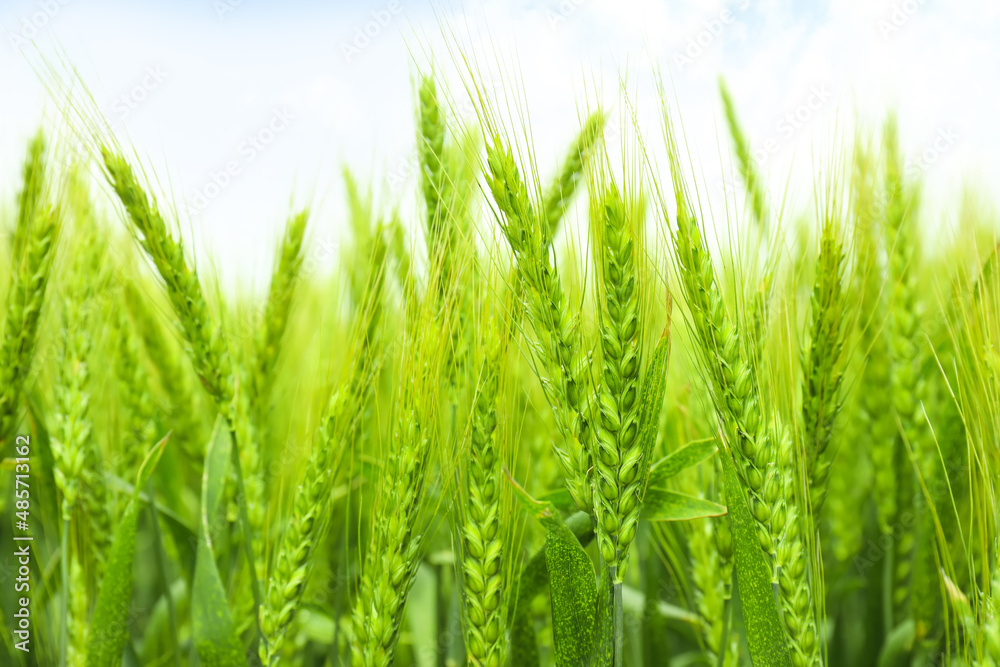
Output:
left=661, top=111, right=821, bottom=665
left=719, top=79, right=768, bottom=230
left=458, top=283, right=519, bottom=667
left=100, top=146, right=264, bottom=628
left=882, top=116, right=925, bottom=624
left=543, top=110, right=605, bottom=237
left=590, top=179, right=647, bottom=579
left=484, top=131, right=594, bottom=511
left=252, top=209, right=309, bottom=427
left=801, top=195, right=850, bottom=515
left=0, top=131, right=61, bottom=445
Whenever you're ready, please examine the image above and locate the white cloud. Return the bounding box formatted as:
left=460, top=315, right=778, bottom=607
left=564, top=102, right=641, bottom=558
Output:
left=1, top=0, right=997, bottom=286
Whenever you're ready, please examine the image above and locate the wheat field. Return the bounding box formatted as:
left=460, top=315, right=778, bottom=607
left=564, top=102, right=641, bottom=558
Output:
left=0, top=64, right=997, bottom=667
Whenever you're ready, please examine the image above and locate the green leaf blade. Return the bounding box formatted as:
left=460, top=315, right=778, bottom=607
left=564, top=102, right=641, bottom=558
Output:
left=86, top=435, right=169, bottom=667
left=543, top=510, right=599, bottom=667
left=134, top=432, right=170, bottom=495
left=507, top=472, right=598, bottom=667
left=640, top=488, right=727, bottom=522
left=191, top=417, right=243, bottom=667
left=719, top=443, right=792, bottom=666
left=636, top=332, right=672, bottom=467
left=647, top=437, right=718, bottom=488
left=85, top=500, right=140, bottom=667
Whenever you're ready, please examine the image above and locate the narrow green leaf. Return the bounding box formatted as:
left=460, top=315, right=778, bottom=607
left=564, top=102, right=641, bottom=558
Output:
left=85, top=500, right=140, bottom=667
left=510, top=611, right=541, bottom=667
left=621, top=585, right=702, bottom=626
left=719, top=443, right=791, bottom=666
left=201, top=419, right=229, bottom=535
left=593, top=563, right=615, bottom=667
left=86, top=436, right=170, bottom=667
left=640, top=488, right=727, bottom=522
left=540, top=487, right=576, bottom=512
left=636, top=331, right=672, bottom=467
left=546, top=513, right=599, bottom=667
left=877, top=620, right=915, bottom=667
left=106, top=473, right=198, bottom=580
left=513, top=511, right=593, bottom=612
left=135, top=432, right=170, bottom=493
left=105, top=474, right=196, bottom=534
left=507, top=472, right=598, bottom=667
left=191, top=417, right=243, bottom=666
left=510, top=511, right=593, bottom=667
left=647, top=437, right=717, bottom=488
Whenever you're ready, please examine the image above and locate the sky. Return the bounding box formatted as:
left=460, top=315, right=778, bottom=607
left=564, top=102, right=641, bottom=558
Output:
left=1, top=0, right=997, bottom=289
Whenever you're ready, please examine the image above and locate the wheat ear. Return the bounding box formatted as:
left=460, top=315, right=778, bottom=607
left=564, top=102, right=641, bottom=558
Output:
left=591, top=183, right=645, bottom=577
left=485, top=134, right=594, bottom=511
left=665, top=122, right=820, bottom=664
left=802, top=206, right=849, bottom=514
left=0, top=131, right=60, bottom=444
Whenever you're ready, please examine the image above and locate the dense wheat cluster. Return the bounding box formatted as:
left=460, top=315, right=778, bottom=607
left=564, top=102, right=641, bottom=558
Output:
left=0, top=66, right=998, bottom=667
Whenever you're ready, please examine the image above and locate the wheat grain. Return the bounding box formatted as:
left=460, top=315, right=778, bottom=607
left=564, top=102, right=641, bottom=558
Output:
left=101, top=145, right=264, bottom=627
left=802, top=206, right=848, bottom=514
left=123, top=281, right=208, bottom=457
left=663, top=115, right=820, bottom=665
left=485, top=133, right=594, bottom=511
left=0, top=132, right=60, bottom=445
left=259, top=388, right=357, bottom=665
left=252, top=209, right=309, bottom=424
left=260, top=229, right=383, bottom=664
left=351, top=406, right=430, bottom=667
left=882, top=116, right=925, bottom=623
left=419, top=75, right=448, bottom=254
left=351, top=280, right=450, bottom=667
left=460, top=323, right=508, bottom=667
left=719, top=79, right=767, bottom=230
left=590, top=181, right=645, bottom=577
left=101, top=148, right=234, bottom=413
left=542, top=111, right=604, bottom=237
